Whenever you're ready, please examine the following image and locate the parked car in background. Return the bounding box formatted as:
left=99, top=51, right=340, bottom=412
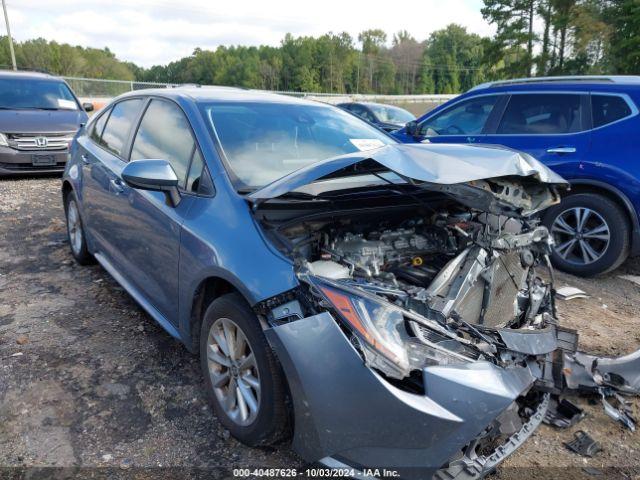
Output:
left=62, top=86, right=618, bottom=478
left=338, top=101, right=415, bottom=132
left=0, top=70, right=93, bottom=176
left=393, top=76, right=640, bottom=276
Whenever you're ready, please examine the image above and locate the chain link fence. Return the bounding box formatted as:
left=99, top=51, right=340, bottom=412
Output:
left=62, top=76, right=177, bottom=97
left=62, top=76, right=457, bottom=115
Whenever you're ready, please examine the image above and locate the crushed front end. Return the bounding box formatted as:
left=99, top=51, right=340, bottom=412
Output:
left=247, top=145, right=635, bottom=478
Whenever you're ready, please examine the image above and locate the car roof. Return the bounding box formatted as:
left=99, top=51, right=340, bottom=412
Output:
left=0, top=69, right=64, bottom=81
left=470, top=75, right=640, bottom=93
left=361, top=102, right=403, bottom=108
left=338, top=101, right=404, bottom=109
left=117, top=86, right=329, bottom=107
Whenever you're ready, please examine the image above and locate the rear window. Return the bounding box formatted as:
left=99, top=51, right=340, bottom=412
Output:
left=592, top=95, right=633, bottom=128
left=99, top=99, right=143, bottom=158
left=0, top=78, right=78, bottom=110
left=498, top=94, right=583, bottom=134
left=368, top=104, right=415, bottom=124
left=90, top=108, right=110, bottom=144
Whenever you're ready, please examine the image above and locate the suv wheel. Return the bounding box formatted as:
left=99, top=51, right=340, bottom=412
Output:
left=200, top=293, right=289, bottom=446
left=542, top=193, right=630, bottom=276
left=64, top=191, right=93, bottom=265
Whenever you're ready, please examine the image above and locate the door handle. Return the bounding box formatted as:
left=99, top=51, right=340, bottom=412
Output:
left=109, top=178, right=125, bottom=194
left=547, top=147, right=576, bottom=154
left=81, top=154, right=90, bottom=164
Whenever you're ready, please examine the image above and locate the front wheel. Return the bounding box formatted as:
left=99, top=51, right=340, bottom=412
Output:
left=542, top=193, right=630, bottom=276
left=200, top=293, right=289, bottom=446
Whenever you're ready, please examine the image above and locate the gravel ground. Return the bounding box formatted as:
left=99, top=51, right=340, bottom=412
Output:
left=0, top=177, right=638, bottom=480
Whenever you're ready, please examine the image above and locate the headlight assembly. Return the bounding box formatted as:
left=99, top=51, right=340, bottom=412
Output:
left=312, top=277, right=475, bottom=380
left=0, top=133, right=9, bottom=147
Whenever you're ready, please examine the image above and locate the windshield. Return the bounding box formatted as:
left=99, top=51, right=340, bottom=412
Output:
left=0, top=78, right=78, bottom=110
left=368, top=104, right=415, bottom=124
left=202, top=101, right=395, bottom=189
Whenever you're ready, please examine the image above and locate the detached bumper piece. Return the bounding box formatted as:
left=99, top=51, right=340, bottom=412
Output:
left=543, top=398, right=585, bottom=429
left=564, top=430, right=602, bottom=457
left=563, top=349, right=640, bottom=431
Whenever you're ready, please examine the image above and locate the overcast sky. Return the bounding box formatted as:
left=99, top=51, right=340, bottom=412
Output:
left=6, top=0, right=494, bottom=67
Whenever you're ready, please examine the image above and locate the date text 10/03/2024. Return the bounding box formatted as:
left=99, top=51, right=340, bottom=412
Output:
left=233, top=468, right=401, bottom=477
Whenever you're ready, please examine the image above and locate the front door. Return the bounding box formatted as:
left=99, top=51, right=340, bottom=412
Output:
left=480, top=93, right=592, bottom=180
left=405, top=94, right=505, bottom=146
left=106, top=98, right=202, bottom=324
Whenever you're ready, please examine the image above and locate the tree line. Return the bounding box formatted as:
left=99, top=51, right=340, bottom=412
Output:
left=1, top=0, right=638, bottom=94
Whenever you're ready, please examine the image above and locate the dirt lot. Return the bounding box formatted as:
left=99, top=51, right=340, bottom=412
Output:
left=1, top=177, right=639, bottom=480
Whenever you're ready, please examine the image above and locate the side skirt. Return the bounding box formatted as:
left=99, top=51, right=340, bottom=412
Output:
left=94, top=252, right=182, bottom=342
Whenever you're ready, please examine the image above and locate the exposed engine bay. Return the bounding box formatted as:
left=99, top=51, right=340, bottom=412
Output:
left=269, top=200, right=557, bottom=381
left=306, top=212, right=552, bottom=330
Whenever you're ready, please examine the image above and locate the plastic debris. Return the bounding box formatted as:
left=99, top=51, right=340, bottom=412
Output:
left=543, top=397, right=586, bottom=428
left=619, top=274, right=640, bottom=287
left=564, top=430, right=602, bottom=457
left=601, top=390, right=636, bottom=431
left=556, top=286, right=589, bottom=300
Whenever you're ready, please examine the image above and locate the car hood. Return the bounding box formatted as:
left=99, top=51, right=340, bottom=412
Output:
left=0, top=109, right=87, bottom=133
left=247, top=143, right=568, bottom=215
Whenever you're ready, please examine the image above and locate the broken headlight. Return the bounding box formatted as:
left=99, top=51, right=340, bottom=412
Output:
left=312, top=277, right=472, bottom=379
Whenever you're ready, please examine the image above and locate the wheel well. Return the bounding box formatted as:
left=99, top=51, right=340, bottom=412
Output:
left=189, top=277, right=239, bottom=352
left=564, top=184, right=636, bottom=232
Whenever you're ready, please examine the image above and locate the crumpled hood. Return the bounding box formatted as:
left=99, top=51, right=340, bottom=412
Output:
left=247, top=143, right=568, bottom=205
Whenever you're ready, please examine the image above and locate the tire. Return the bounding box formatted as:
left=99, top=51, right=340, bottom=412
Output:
left=542, top=193, right=630, bottom=276
left=199, top=292, right=289, bottom=446
left=64, top=191, right=94, bottom=265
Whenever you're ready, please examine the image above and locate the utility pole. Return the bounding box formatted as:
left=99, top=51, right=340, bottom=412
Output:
left=2, top=0, right=16, bottom=70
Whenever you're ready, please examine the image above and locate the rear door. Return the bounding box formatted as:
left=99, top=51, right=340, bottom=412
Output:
left=78, top=98, right=145, bottom=272
left=410, top=94, right=505, bottom=145
left=480, top=92, right=592, bottom=179
left=106, top=98, right=202, bottom=324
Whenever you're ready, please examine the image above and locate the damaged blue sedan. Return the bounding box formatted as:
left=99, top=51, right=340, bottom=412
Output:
left=62, top=88, right=640, bottom=479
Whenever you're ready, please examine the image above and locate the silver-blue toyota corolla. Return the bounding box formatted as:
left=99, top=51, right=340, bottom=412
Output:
left=62, top=87, right=640, bottom=479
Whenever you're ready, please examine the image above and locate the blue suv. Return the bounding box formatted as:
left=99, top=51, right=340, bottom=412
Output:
left=394, top=76, right=640, bottom=276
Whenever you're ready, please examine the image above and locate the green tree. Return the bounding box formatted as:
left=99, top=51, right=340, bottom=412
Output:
left=605, top=0, right=640, bottom=74
left=482, top=0, right=539, bottom=76
left=420, top=24, right=487, bottom=93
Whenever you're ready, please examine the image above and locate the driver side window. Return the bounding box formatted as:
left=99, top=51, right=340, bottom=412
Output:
left=419, top=95, right=498, bottom=136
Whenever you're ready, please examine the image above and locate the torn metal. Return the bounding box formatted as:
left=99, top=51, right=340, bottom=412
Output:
left=249, top=143, right=638, bottom=478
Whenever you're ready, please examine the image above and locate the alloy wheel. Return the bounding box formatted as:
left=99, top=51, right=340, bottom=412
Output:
left=206, top=317, right=261, bottom=426
left=66, top=200, right=83, bottom=256
left=551, top=207, right=610, bottom=265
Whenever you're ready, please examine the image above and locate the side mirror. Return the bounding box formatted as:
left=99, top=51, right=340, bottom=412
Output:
left=82, top=102, right=95, bottom=112
left=405, top=120, right=419, bottom=137
left=121, top=159, right=181, bottom=206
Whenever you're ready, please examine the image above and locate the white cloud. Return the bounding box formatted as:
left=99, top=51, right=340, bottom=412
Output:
left=4, top=0, right=494, bottom=67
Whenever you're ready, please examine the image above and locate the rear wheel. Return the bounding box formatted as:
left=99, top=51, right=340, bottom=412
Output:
left=542, top=193, right=629, bottom=276
left=64, top=191, right=93, bottom=265
left=200, top=293, right=289, bottom=446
